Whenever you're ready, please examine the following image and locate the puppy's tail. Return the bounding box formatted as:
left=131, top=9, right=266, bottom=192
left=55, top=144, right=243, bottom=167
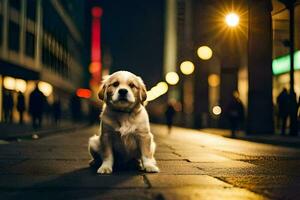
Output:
left=88, top=135, right=100, bottom=153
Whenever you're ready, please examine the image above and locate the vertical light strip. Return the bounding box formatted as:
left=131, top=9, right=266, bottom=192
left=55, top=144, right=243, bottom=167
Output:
left=2, top=0, right=8, bottom=57
left=20, top=0, right=26, bottom=62
left=90, top=7, right=103, bottom=86
left=0, top=75, right=2, bottom=122
left=163, top=0, right=177, bottom=75
left=35, top=0, right=42, bottom=70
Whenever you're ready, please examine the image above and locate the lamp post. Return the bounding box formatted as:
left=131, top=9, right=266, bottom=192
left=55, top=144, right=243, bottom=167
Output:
left=279, top=0, right=297, bottom=136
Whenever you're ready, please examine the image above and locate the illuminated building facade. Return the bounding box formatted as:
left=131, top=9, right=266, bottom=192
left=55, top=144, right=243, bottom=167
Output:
left=0, top=0, right=87, bottom=122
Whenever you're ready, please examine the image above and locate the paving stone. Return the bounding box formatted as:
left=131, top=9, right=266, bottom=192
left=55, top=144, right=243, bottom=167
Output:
left=0, top=189, right=154, bottom=200
left=146, top=175, right=232, bottom=188
left=185, top=153, right=231, bottom=162
left=0, top=174, right=146, bottom=189
left=195, top=161, right=272, bottom=176
left=152, top=187, right=268, bottom=200
left=156, top=160, right=206, bottom=175
left=248, top=160, right=300, bottom=176
left=155, top=153, right=182, bottom=160
left=0, top=159, right=26, bottom=169
left=1, top=160, right=89, bottom=175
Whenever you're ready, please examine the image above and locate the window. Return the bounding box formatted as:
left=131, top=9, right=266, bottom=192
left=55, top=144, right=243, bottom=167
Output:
left=9, top=0, right=21, bottom=11
left=8, top=21, right=20, bottom=51
left=0, top=15, right=3, bottom=46
left=25, top=32, right=35, bottom=57
left=26, top=0, right=36, bottom=21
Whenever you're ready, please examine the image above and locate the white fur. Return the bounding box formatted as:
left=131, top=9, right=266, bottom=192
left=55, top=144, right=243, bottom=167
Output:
left=88, top=71, right=159, bottom=174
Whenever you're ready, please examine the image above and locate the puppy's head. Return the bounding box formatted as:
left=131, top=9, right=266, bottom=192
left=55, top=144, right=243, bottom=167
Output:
left=98, top=71, right=147, bottom=111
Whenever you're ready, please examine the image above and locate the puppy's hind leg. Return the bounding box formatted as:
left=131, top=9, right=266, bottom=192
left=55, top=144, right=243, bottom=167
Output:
left=88, top=135, right=102, bottom=168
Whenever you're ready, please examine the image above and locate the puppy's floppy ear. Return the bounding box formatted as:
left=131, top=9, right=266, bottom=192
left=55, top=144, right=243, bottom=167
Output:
left=98, top=83, right=106, bottom=101
left=137, top=76, right=147, bottom=103
left=98, top=76, right=109, bottom=101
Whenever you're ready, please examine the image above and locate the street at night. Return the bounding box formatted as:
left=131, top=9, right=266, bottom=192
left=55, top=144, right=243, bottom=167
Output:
left=0, top=125, right=300, bottom=200
left=1, top=0, right=300, bottom=199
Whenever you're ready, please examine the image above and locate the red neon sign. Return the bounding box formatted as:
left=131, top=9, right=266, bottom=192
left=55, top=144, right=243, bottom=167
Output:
left=90, top=6, right=103, bottom=86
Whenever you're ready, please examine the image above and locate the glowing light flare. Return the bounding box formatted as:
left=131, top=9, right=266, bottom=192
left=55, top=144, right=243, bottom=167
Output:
left=15, top=79, right=27, bottom=93
left=38, top=81, right=53, bottom=97
left=225, top=13, right=239, bottom=27
left=180, top=61, right=194, bottom=75
left=197, top=46, right=213, bottom=60
left=165, top=72, right=179, bottom=85
left=208, top=74, right=220, bottom=87
left=90, top=6, right=103, bottom=85
left=76, top=88, right=92, bottom=99
left=146, top=81, right=169, bottom=102
left=3, top=76, right=15, bottom=90
left=272, top=51, right=300, bottom=75
left=156, top=82, right=168, bottom=94
left=212, top=106, right=222, bottom=115
left=91, top=7, right=103, bottom=18
left=89, top=62, right=101, bottom=73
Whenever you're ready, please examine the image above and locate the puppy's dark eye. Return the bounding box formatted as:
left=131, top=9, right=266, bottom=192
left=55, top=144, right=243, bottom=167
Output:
left=129, top=83, right=136, bottom=88
left=112, top=81, right=119, bottom=87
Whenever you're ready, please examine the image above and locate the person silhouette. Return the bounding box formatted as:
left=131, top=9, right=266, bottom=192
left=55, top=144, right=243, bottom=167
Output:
left=165, top=101, right=176, bottom=134
left=276, top=88, right=289, bottom=135
left=29, top=83, right=46, bottom=129
left=16, top=92, right=25, bottom=124
left=3, top=90, right=13, bottom=123
left=226, top=91, right=245, bottom=138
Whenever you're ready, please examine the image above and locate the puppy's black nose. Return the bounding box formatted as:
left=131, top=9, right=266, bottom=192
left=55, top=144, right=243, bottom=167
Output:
left=118, top=89, right=128, bottom=96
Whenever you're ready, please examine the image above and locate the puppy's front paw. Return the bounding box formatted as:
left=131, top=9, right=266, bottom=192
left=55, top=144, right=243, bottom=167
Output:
left=144, top=164, right=160, bottom=173
left=97, top=165, right=113, bottom=174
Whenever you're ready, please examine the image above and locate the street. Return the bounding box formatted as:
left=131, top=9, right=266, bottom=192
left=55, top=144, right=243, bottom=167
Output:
left=0, top=124, right=300, bottom=200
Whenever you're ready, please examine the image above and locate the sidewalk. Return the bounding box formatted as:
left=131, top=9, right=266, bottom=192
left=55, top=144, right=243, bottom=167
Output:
left=200, top=128, right=300, bottom=148
left=0, top=120, right=88, bottom=141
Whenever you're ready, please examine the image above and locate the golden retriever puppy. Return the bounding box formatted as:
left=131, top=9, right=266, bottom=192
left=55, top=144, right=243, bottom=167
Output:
left=88, top=71, right=159, bottom=174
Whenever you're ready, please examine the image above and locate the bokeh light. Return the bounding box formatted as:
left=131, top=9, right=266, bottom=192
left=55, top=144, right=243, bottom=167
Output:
left=208, top=74, right=220, bottom=87
left=225, top=13, right=239, bottom=27
left=165, top=72, right=179, bottom=85
left=197, top=46, right=213, bottom=60
left=180, top=61, right=195, bottom=75
left=212, top=106, right=222, bottom=115
left=156, top=81, right=168, bottom=94
left=38, top=81, right=53, bottom=97
left=76, top=88, right=92, bottom=99
left=15, top=79, right=27, bottom=93
left=3, top=76, right=15, bottom=90
left=146, top=81, right=169, bottom=102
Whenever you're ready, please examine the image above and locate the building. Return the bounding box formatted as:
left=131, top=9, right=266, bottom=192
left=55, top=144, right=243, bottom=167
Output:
left=0, top=0, right=87, bottom=123
left=164, top=0, right=299, bottom=134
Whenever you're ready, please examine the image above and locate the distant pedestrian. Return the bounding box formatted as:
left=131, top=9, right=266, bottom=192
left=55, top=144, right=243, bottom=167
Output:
left=2, top=90, right=14, bottom=123
left=52, top=99, right=61, bottom=125
left=16, top=92, right=25, bottom=124
left=165, top=101, right=176, bottom=134
left=226, top=91, right=245, bottom=138
left=276, top=88, right=289, bottom=135
left=29, top=83, right=46, bottom=129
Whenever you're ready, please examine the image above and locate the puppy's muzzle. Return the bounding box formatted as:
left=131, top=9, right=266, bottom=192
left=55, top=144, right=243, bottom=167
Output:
left=118, top=89, right=128, bottom=101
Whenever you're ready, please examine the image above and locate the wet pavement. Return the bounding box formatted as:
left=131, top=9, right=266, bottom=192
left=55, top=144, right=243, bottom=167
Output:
left=0, top=124, right=300, bottom=200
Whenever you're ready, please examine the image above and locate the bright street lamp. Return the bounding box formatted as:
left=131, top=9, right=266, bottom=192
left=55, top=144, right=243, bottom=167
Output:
left=225, top=13, right=239, bottom=27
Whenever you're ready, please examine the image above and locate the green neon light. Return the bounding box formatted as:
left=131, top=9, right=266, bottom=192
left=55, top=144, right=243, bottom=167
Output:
left=272, top=51, right=300, bottom=75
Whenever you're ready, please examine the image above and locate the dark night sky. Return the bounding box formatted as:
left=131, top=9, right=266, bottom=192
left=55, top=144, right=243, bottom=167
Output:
left=96, top=0, right=165, bottom=88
